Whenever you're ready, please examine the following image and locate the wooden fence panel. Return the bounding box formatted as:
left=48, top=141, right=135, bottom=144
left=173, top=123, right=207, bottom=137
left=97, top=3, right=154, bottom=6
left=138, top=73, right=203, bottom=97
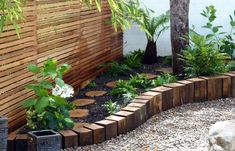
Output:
left=0, top=0, right=123, bottom=132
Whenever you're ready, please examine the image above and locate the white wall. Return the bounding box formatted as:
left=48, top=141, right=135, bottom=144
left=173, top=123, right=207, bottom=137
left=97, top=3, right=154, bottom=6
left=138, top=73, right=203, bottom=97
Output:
left=124, top=0, right=235, bottom=56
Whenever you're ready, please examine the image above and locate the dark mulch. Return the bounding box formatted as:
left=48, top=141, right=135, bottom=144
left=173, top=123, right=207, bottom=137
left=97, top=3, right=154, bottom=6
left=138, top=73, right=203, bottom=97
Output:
left=72, top=57, right=171, bottom=123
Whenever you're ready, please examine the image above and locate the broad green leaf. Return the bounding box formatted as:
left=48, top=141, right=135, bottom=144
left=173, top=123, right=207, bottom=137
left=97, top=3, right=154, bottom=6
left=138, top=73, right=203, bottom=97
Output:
left=22, top=98, right=37, bottom=108
left=55, top=78, right=65, bottom=87
left=35, top=97, right=49, bottom=113
left=39, top=81, right=53, bottom=89
left=64, top=118, right=74, bottom=128
left=28, top=64, right=39, bottom=73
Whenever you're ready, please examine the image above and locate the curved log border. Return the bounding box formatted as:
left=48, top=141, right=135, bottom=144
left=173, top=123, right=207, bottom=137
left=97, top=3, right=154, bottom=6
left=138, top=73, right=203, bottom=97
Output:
left=8, top=73, right=235, bottom=150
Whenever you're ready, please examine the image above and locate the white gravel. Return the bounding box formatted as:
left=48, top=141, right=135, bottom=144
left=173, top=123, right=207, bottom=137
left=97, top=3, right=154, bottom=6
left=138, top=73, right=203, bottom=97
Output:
left=77, top=98, right=235, bottom=151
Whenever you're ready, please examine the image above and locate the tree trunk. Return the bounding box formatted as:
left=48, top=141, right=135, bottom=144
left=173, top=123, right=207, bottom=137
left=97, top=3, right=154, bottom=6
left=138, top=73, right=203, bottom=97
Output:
left=170, top=0, right=190, bottom=76
left=143, top=40, right=157, bottom=64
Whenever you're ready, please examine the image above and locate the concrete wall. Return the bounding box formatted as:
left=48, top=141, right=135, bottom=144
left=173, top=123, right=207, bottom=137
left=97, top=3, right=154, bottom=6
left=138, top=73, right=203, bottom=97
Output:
left=123, top=0, right=235, bottom=56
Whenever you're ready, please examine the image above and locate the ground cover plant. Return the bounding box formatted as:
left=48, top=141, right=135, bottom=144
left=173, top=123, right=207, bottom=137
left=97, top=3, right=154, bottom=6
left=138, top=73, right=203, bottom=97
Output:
left=22, top=58, right=75, bottom=130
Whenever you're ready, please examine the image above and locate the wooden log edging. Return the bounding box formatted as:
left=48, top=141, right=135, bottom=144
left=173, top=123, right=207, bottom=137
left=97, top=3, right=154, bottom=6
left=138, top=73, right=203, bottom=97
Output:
left=7, top=73, right=235, bottom=150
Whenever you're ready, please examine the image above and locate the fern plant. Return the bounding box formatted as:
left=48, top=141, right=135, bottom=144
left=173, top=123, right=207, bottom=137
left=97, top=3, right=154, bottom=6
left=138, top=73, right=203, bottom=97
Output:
left=153, top=73, right=177, bottom=87
left=129, top=74, right=154, bottom=89
left=124, top=49, right=144, bottom=68
left=180, top=31, right=230, bottom=77
left=109, top=80, right=137, bottom=98
left=102, top=61, right=132, bottom=76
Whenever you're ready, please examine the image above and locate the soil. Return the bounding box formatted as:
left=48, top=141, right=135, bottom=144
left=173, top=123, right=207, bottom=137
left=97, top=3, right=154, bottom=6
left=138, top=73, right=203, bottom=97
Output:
left=72, top=57, right=172, bottom=123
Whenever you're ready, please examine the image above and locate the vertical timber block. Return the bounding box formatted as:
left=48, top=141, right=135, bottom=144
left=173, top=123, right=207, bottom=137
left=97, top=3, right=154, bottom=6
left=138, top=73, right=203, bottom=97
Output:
left=95, top=120, right=117, bottom=140
left=127, top=102, right=147, bottom=124
left=15, top=134, right=27, bottom=151
left=223, top=73, right=235, bottom=97
left=84, top=124, right=105, bottom=144
left=121, top=106, right=141, bottom=128
left=8, top=132, right=17, bottom=151
left=59, top=130, right=78, bottom=149
left=200, top=76, right=223, bottom=100
left=135, top=95, right=154, bottom=117
left=178, top=80, right=194, bottom=103
left=188, top=78, right=207, bottom=102
left=164, top=83, right=186, bottom=106
left=114, top=111, right=135, bottom=132
left=220, top=75, right=232, bottom=98
left=72, top=127, right=92, bottom=146
left=150, top=86, right=173, bottom=111
left=141, top=91, right=162, bottom=114
left=105, top=115, right=127, bottom=135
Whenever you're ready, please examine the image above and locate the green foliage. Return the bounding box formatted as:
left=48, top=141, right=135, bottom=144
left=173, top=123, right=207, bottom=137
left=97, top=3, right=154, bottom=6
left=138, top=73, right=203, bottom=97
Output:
left=122, top=92, right=136, bottom=105
left=134, top=9, right=170, bottom=41
left=153, top=73, right=177, bottom=86
left=87, top=82, right=97, bottom=88
left=0, top=0, right=25, bottom=35
left=180, top=31, right=230, bottom=77
left=103, top=61, right=132, bottom=76
left=110, top=80, right=137, bottom=98
left=124, top=49, right=144, bottom=68
left=23, top=58, right=75, bottom=130
left=129, top=74, right=154, bottom=89
left=226, top=61, right=235, bottom=71
left=103, top=100, right=120, bottom=115
left=201, top=5, right=235, bottom=57
left=162, top=56, right=172, bottom=66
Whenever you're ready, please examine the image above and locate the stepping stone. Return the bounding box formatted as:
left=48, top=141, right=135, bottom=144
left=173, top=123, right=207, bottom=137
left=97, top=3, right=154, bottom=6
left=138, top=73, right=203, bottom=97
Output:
left=156, top=67, right=173, bottom=74
left=85, top=90, right=107, bottom=97
left=141, top=73, right=157, bottom=80
left=73, top=99, right=96, bottom=107
left=70, top=109, right=89, bottom=118
left=105, top=81, right=116, bottom=88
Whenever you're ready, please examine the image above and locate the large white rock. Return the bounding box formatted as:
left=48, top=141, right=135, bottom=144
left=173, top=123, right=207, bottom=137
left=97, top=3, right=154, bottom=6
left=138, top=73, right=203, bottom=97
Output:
left=208, top=120, right=235, bottom=151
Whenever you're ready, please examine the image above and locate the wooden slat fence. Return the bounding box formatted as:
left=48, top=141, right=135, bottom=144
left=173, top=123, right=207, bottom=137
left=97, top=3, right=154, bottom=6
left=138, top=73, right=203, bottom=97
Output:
left=0, top=0, right=123, bottom=132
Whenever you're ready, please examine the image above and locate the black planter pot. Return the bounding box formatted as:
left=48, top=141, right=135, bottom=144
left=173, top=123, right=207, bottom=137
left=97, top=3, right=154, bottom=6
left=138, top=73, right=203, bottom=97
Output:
left=28, top=130, right=61, bottom=151
left=0, top=116, right=8, bottom=151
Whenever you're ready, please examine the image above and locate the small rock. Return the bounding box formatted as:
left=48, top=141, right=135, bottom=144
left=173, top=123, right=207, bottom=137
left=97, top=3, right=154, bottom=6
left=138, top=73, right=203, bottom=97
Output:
left=208, top=120, right=235, bottom=151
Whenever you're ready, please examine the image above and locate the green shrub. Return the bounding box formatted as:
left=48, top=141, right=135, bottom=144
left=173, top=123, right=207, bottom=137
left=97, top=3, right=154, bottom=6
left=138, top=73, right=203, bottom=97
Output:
left=22, top=58, right=75, bottom=130
left=109, top=80, right=137, bottom=97
left=129, top=74, right=154, bottom=89
left=124, top=49, right=144, bottom=68
left=201, top=5, right=235, bottom=57
left=87, top=82, right=97, bottom=88
left=153, top=73, right=177, bottom=86
left=122, top=92, right=136, bottom=105
left=226, top=61, right=235, bottom=71
left=104, top=100, right=120, bottom=115
left=180, top=31, right=230, bottom=77
left=103, top=61, right=132, bottom=76
left=162, top=56, right=172, bottom=66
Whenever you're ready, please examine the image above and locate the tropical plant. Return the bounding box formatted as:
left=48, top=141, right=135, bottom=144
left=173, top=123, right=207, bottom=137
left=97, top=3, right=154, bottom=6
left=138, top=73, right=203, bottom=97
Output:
left=123, top=92, right=136, bottom=105
left=162, top=56, right=172, bottom=66
left=134, top=9, right=170, bottom=64
left=22, top=58, right=75, bottom=130
left=129, top=74, right=154, bottom=89
left=124, top=49, right=144, bottom=68
left=0, top=0, right=25, bottom=35
left=109, top=80, right=137, bottom=97
left=103, top=61, right=132, bottom=76
left=226, top=61, right=235, bottom=71
left=201, top=5, right=235, bottom=57
left=180, top=31, right=230, bottom=77
left=103, top=100, right=120, bottom=115
left=153, top=73, right=177, bottom=86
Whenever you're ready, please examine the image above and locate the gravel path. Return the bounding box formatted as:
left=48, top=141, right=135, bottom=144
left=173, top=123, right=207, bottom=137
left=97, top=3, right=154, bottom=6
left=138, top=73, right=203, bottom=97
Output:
left=77, top=98, right=235, bottom=151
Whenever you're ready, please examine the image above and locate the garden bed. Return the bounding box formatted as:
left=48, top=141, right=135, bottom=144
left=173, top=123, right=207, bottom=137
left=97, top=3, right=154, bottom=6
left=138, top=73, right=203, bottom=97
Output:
left=72, top=57, right=172, bottom=123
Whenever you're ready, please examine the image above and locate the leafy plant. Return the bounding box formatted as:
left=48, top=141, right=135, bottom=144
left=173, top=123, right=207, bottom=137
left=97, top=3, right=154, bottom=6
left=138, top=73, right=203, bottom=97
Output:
left=133, top=8, right=170, bottom=64
left=129, top=74, right=154, bottom=89
left=123, top=92, right=136, bottom=105
left=0, top=0, right=25, bottom=35
left=201, top=5, right=235, bottom=57
left=153, top=73, right=177, bottom=86
left=226, top=61, right=235, bottom=71
left=22, top=58, right=75, bottom=130
left=109, top=80, right=137, bottom=97
left=180, top=31, right=230, bottom=77
left=162, top=56, right=172, bottom=66
left=124, top=49, right=144, bottom=68
left=87, top=82, right=97, bottom=88
left=103, top=100, right=120, bottom=115
left=103, top=61, right=132, bottom=76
